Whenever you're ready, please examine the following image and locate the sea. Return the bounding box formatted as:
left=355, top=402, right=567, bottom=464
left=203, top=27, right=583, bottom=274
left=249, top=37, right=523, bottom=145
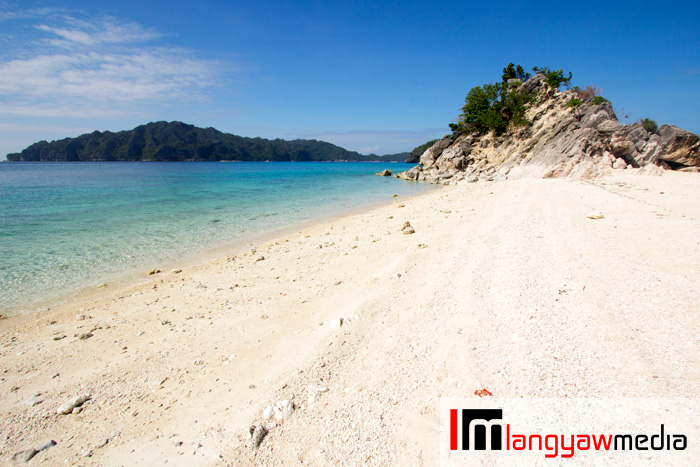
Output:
left=0, top=161, right=435, bottom=316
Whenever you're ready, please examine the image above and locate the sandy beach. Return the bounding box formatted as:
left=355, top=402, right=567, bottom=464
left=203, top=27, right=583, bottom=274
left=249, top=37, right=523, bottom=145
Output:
left=1, top=172, right=699, bottom=466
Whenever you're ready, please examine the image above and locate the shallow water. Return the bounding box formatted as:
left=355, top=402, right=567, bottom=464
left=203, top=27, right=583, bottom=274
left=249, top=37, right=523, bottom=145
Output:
left=0, top=161, right=434, bottom=315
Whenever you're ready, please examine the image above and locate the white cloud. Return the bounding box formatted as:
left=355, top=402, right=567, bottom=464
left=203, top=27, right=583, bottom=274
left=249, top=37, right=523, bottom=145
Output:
left=35, top=16, right=160, bottom=46
left=359, top=145, right=381, bottom=153
left=0, top=5, right=66, bottom=21
left=36, top=24, right=95, bottom=45
left=0, top=10, right=221, bottom=119
left=0, top=122, right=95, bottom=134
left=0, top=50, right=215, bottom=100
left=0, top=6, right=64, bottom=22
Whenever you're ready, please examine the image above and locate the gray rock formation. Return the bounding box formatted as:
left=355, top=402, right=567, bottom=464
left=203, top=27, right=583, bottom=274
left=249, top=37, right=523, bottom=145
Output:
left=656, top=125, right=700, bottom=168
left=396, top=77, right=700, bottom=184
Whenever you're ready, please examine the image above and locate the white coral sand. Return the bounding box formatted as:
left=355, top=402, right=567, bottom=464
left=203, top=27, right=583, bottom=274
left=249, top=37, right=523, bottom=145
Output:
left=1, top=173, right=699, bottom=465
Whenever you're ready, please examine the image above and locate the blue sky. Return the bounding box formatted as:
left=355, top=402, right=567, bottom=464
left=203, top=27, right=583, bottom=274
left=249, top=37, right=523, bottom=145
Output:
left=1, top=0, right=698, bottom=158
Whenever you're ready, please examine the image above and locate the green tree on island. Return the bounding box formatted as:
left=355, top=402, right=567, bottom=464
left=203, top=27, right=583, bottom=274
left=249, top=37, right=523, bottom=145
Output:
left=450, top=64, right=573, bottom=137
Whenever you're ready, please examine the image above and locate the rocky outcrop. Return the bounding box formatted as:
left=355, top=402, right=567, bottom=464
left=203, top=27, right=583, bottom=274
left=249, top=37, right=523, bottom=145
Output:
left=656, top=125, right=700, bottom=168
left=396, top=78, right=700, bottom=184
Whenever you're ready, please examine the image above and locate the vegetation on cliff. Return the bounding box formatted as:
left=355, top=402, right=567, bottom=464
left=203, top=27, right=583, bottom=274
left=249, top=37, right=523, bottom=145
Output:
left=5, top=121, right=402, bottom=162
left=449, top=64, right=573, bottom=136
left=641, top=118, right=658, bottom=134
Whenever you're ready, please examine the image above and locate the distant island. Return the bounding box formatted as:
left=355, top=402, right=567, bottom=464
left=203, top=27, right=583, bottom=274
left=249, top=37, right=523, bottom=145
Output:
left=5, top=121, right=410, bottom=162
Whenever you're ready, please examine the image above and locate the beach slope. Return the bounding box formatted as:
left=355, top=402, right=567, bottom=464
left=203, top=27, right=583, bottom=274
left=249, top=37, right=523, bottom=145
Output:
left=1, top=173, right=699, bottom=465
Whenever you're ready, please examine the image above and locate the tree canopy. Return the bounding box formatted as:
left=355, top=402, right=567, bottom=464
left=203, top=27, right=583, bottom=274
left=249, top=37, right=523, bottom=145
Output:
left=502, top=63, right=531, bottom=82
left=449, top=64, right=572, bottom=136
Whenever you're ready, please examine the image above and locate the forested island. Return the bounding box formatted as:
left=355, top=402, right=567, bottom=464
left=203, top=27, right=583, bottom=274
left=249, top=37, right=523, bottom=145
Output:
left=5, top=121, right=409, bottom=162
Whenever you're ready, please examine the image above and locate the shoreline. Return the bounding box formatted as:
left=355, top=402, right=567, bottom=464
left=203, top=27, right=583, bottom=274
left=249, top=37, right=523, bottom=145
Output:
left=1, top=173, right=699, bottom=465
left=1, top=159, right=413, bottom=164
left=1, top=169, right=435, bottom=318
left=1, top=189, right=429, bottom=318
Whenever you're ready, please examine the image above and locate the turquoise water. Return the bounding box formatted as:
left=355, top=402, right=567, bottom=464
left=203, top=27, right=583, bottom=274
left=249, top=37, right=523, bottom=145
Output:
left=0, top=162, right=433, bottom=315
